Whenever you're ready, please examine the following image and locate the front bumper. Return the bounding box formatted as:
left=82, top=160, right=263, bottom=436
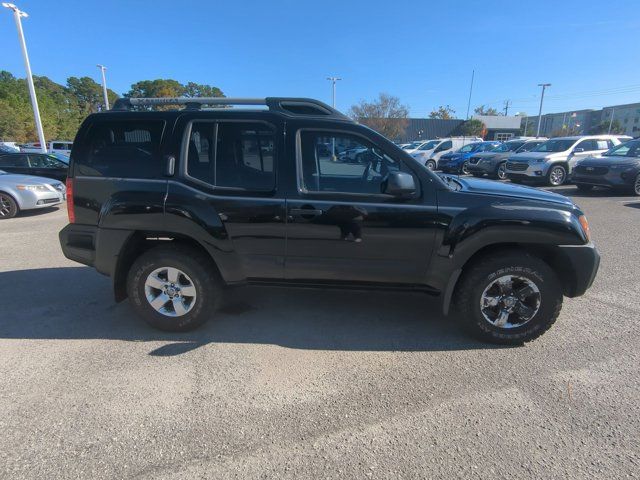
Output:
left=17, top=190, right=64, bottom=210
left=467, top=161, right=497, bottom=174
left=505, top=162, right=550, bottom=179
left=558, top=243, right=600, bottom=297
left=572, top=170, right=636, bottom=189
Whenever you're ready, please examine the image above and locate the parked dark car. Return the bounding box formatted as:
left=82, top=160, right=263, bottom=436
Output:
left=572, top=138, right=640, bottom=195
left=58, top=97, right=599, bottom=345
left=437, top=141, right=501, bottom=175
left=467, top=139, right=546, bottom=180
left=0, top=152, right=69, bottom=182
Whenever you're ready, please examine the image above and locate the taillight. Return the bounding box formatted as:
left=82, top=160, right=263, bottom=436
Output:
left=66, top=177, right=75, bottom=223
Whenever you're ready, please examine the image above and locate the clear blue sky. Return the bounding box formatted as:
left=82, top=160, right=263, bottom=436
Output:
left=2, top=0, right=639, bottom=117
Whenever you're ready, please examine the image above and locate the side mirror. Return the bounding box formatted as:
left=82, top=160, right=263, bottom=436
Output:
left=573, top=147, right=585, bottom=153
left=383, top=171, right=416, bottom=198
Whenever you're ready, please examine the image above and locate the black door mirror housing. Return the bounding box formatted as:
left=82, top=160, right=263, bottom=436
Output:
left=383, top=171, right=416, bottom=198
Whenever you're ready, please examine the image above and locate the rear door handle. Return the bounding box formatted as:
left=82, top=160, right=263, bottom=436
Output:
left=290, top=208, right=323, bottom=217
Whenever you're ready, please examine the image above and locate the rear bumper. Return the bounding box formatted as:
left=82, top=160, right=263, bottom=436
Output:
left=558, top=243, right=600, bottom=297
left=59, top=224, right=133, bottom=276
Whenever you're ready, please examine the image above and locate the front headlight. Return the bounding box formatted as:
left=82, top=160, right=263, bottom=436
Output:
left=17, top=184, right=49, bottom=192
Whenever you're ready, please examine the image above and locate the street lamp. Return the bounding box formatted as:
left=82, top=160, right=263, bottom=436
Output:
left=535, top=83, right=551, bottom=138
left=326, top=77, right=342, bottom=160
left=96, top=64, right=109, bottom=110
left=2, top=3, right=47, bottom=153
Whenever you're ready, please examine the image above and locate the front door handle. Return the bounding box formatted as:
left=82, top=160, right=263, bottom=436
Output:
left=290, top=208, right=323, bottom=217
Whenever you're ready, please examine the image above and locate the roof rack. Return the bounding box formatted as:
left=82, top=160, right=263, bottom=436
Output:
left=111, top=97, right=351, bottom=120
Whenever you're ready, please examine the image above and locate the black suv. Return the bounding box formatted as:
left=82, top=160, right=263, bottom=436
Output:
left=59, top=97, right=600, bottom=344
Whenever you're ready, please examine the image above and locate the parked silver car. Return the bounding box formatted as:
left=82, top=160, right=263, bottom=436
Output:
left=0, top=169, right=65, bottom=219
left=505, top=135, right=625, bottom=186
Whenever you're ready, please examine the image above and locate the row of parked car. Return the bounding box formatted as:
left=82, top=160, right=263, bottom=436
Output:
left=399, top=134, right=640, bottom=194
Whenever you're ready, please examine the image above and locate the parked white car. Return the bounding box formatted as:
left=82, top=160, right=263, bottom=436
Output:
left=505, top=135, right=625, bottom=186
left=21, top=140, right=73, bottom=156
left=412, top=137, right=483, bottom=170
left=403, top=140, right=436, bottom=154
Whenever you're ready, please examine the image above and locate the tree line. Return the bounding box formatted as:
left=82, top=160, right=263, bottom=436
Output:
left=0, top=72, right=225, bottom=142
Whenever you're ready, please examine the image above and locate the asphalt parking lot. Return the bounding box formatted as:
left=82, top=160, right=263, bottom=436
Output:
left=1, top=186, right=639, bottom=479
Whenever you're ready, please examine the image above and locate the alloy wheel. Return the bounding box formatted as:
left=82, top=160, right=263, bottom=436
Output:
left=634, top=174, right=640, bottom=196
left=0, top=194, right=14, bottom=218
left=497, top=163, right=507, bottom=180
left=549, top=166, right=566, bottom=186
left=144, top=267, right=197, bottom=317
left=461, top=162, right=470, bottom=175
left=480, top=275, right=541, bottom=329
left=426, top=160, right=436, bottom=171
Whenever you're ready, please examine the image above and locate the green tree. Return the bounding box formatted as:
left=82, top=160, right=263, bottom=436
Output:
left=125, top=79, right=185, bottom=98
left=67, top=76, right=119, bottom=112
left=459, top=119, right=486, bottom=137
left=183, top=82, right=224, bottom=98
left=348, top=93, right=409, bottom=140
left=429, top=105, right=456, bottom=119
left=589, top=120, right=625, bottom=135
left=474, top=105, right=501, bottom=116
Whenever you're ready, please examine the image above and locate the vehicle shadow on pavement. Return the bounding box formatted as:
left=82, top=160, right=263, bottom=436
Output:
left=0, top=267, right=503, bottom=355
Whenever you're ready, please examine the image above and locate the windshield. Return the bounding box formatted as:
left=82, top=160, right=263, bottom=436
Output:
left=418, top=140, right=440, bottom=151
left=602, top=139, right=640, bottom=157
left=49, top=153, right=69, bottom=163
left=491, top=141, right=525, bottom=153
left=458, top=143, right=478, bottom=153
left=532, top=139, right=576, bottom=153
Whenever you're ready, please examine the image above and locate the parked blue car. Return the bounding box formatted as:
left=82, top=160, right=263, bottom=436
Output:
left=438, top=141, right=501, bottom=174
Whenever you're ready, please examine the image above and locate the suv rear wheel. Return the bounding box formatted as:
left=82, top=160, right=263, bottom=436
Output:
left=127, top=245, right=221, bottom=331
left=454, top=253, right=562, bottom=344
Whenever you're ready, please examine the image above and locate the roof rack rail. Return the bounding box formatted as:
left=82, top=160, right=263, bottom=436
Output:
left=111, top=97, right=351, bottom=120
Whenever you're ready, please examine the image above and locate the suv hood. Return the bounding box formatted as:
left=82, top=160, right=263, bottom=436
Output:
left=471, top=151, right=506, bottom=160
left=444, top=175, right=574, bottom=207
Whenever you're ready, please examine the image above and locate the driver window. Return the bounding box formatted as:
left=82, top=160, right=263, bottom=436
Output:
left=299, top=131, right=403, bottom=194
left=435, top=140, right=452, bottom=153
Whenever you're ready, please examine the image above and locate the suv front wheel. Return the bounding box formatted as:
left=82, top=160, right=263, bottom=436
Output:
left=127, top=245, right=221, bottom=331
left=546, top=165, right=567, bottom=186
left=454, top=253, right=562, bottom=344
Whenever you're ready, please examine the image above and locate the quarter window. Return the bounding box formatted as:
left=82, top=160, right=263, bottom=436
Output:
left=186, top=122, right=275, bottom=191
left=78, top=120, right=164, bottom=177
left=0, top=154, right=28, bottom=167
left=298, top=131, right=404, bottom=194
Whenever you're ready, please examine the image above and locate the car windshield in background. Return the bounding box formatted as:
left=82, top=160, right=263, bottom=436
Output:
left=602, top=139, right=640, bottom=157
left=418, top=140, right=440, bottom=150
left=50, top=153, right=69, bottom=163
left=532, top=139, right=576, bottom=152
left=458, top=144, right=477, bottom=153
left=491, top=142, right=524, bottom=152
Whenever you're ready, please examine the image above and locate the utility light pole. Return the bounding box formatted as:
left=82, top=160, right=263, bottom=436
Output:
left=503, top=99, right=511, bottom=116
left=535, top=83, right=551, bottom=138
left=326, top=77, right=341, bottom=160
left=96, top=64, right=109, bottom=110
left=326, top=76, right=342, bottom=109
left=465, top=69, right=475, bottom=120
left=607, top=108, right=615, bottom=134
left=3, top=2, right=47, bottom=152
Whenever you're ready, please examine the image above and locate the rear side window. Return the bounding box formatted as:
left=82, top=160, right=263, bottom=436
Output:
left=186, top=121, right=275, bottom=191
left=0, top=154, right=28, bottom=167
left=76, top=120, right=164, bottom=177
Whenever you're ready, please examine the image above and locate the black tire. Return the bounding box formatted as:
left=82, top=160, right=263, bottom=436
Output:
left=633, top=173, right=640, bottom=196
left=426, top=160, right=437, bottom=171
left=461, top=161, right=470, bottom=175
left=453, top=252, right=562, bottom=345
left=0, top=192, right=18, bottom=219
left=546, top=164, right=567, bottom=186
left=576, top=183, right=594, bottom=192
left=495, top=162, right=508, bottom=180
left=126, top=244, right=222, bottom=332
